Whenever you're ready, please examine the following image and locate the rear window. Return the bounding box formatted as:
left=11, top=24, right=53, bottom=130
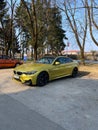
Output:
left=0, top=55, right=10, bottom=59
left=0, top=56, right=3, bottom=59
left=3, top=55, right=9, bottom=59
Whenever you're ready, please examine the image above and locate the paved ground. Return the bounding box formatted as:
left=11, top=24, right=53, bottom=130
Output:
left=0, top=68, right=98, bottom=130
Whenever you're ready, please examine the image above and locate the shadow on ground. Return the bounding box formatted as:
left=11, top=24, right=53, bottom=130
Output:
left=78, top=71, right=90, bottom=77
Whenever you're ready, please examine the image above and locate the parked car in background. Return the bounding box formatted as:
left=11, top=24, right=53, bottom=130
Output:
left=13, top=56, right=79, bottom=86
left=0, top=55, right=23, bottom=68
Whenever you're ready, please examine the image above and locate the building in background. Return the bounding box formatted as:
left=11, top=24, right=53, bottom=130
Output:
left=61, top=50, right=98, bottom=61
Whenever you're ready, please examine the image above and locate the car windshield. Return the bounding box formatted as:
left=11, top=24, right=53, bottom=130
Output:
left=36, top=57, right=55, bottom=64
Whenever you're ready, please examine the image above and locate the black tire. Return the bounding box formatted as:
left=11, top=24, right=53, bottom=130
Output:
left=37, top=72, right=49, bottom=86
left=15, top=63, right=20, bottom=67
left=27, top=80, right=33, bottom=86
left=72, top=67, right=78, bottom=77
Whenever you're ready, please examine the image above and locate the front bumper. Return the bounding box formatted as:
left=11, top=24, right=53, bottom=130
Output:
left=13, top=73, right=37, bottom=85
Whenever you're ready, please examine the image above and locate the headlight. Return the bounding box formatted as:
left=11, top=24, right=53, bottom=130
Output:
left=24, top=71, right=37, bottom=75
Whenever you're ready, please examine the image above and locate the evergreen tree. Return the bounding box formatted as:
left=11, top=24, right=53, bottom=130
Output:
left=0, top=0, right=19, bottom=56
left=15, top=0, right=67, bottom=58
left=15, top=0, right=47, bottom=59
left=0, top=0, right=8, bottom=43
left=47, top=7, right=67, bottom=55
left=0, top=0, right=7, bottom=20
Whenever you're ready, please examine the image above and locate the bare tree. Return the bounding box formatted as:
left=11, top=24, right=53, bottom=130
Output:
left=1, top=0, right=18, bottom=57
left=20, top=0, right=51, bottom=60
left=58, top=0, right=88, bottom=64
left=85, top=0, right=98, bottom=46
left=10, top=0, right=17, bottom=57
left=20, top=0, right=38, bottom=60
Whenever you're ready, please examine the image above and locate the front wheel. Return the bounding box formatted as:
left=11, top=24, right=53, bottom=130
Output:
left=72, top=67, right=78, bottom=77
left=37, top=72, right=49, bottom=86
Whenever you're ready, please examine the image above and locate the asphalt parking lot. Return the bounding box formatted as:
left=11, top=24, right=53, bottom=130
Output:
left=0, top=68, right=98, bottom=130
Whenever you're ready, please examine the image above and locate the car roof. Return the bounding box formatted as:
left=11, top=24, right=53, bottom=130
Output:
left=43, top=55, right=71, bottom=58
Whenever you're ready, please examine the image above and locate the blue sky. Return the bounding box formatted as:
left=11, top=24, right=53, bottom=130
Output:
left=64, top=31, right=98, bottom=52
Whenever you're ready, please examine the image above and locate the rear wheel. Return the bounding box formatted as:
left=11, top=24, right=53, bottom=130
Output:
left=37, top=72, right=49, bottom=86
left=15, top=63, right=20, bottom=67
left=72, top=67, right=78, bottom=77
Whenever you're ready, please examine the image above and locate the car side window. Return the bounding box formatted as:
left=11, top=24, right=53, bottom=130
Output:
left=64, top=57, right=73, bottom=63
left=3, top=55, right=10, bottom=59
left=55, top=57, right=73, bottom=64
left=55, top=57, right=65, bottom=64
left=37, top=57, right=50, bottom=64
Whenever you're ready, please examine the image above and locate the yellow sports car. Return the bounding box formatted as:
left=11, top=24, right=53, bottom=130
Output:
left=13, top=56, right=79, bottom=86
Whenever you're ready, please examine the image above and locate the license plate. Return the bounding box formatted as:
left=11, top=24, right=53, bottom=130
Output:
left=14, top=74, right=19, bottom=79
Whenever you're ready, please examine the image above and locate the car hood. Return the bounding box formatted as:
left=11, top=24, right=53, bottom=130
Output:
left=15, top=63, right=50, bottom=72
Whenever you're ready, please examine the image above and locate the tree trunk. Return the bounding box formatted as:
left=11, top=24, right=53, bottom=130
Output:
left=80, top=49, right=85, bottom=65
left=33, top=42, right=37, bottom=61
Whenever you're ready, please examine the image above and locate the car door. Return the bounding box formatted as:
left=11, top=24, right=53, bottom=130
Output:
left=49, top=57, right=74, bottom=79
left=49, top=57, right=67, bottom=79
left=2, top=55, right=15, bottom=68
left=2, top=55, right=11, bottom=67
left=0, top=55, right=9, bottom=68
left=5, top=57, right=15, bottom=67
left=62, top=57, right=74, bottom=75
left=0, top=55, right=4, bottom=68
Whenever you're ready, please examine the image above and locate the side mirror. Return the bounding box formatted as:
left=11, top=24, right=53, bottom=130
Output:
left=55, top=61, right=60, bottom=65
